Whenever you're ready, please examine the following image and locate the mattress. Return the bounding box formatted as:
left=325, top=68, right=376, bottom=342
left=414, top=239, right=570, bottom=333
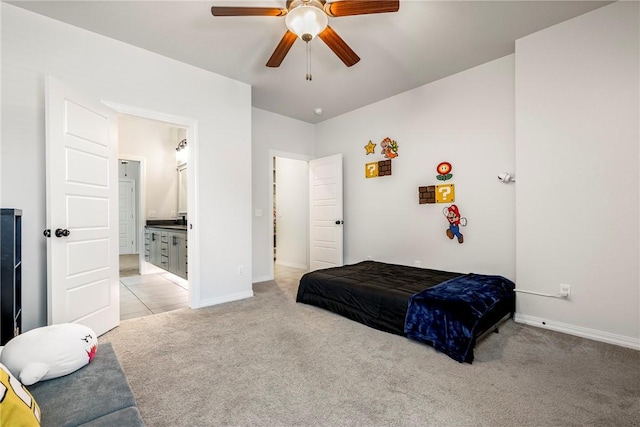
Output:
left=296, top=261, right=515, bottom=363
left=296, top=260, right=462, bottom=335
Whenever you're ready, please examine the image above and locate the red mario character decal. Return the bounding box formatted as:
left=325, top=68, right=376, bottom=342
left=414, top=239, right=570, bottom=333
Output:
left=443, top=204, right=467, bottom=244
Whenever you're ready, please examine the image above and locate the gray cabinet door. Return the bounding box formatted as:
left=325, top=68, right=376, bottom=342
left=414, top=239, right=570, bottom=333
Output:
left=168, top=231, right=188, bottom=279
left=149, top=229, right=162, bottom=266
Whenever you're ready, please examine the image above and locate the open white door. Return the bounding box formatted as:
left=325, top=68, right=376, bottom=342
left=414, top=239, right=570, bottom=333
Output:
left=45, top=76, right=119, bottom=336
left=309, top=154, right=343, bottom=271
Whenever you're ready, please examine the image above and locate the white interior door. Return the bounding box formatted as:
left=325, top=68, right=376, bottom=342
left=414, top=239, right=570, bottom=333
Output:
left=45, top=76, right=119, bottom=336
left=309, top=154, right=343, bottom=271
left=118, top=180, right=135, bottom=255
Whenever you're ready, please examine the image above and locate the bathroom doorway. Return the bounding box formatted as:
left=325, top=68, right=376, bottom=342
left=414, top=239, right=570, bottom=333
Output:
left=117, top=115, right=190, bottom=320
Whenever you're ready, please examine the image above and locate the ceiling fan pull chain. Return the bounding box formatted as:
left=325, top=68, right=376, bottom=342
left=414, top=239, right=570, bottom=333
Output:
left=306, top=41, right=312, bottom=81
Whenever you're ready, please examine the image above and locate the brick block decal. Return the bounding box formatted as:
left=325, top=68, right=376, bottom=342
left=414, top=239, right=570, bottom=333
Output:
left=419, top=186, right=436, bottom=204
left=378, top=160, right=392, bottom=176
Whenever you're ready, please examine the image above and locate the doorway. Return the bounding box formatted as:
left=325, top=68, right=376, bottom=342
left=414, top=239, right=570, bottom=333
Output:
left=271, top=154, right=310, bottom=276
left=117, top=115, right=190, bottom=320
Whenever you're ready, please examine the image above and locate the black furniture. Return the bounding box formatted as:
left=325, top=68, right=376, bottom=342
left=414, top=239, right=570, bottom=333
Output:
left=1, top=208, right=22, bottom=345
left=296, top=261, right=515, bottom=363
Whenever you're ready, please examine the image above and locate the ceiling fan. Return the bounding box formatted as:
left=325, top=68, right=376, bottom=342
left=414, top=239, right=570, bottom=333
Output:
left=211, top=0, right=400, bottom=69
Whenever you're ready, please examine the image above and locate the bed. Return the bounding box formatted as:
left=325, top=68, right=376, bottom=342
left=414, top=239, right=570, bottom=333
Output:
left=296, top=261, right=515, bottom=363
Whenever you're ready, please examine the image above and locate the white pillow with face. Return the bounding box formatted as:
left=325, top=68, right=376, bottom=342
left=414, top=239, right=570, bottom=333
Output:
left=0, top=323, right=97, bottom=386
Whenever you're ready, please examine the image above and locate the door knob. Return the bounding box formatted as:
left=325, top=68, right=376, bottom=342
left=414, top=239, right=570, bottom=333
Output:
left=55, top=228, right=70, bottom=238
left=335, top=220, right=344, bottom=225
left=43, top=229, right=51, bottom=238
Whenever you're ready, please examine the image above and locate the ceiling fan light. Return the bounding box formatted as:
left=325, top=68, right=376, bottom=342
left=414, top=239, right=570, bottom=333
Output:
left=285, top=4, right=328, bottom=41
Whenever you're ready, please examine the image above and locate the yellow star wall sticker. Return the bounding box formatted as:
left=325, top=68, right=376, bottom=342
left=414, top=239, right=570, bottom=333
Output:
left=364, top=140, right=376, bottom=155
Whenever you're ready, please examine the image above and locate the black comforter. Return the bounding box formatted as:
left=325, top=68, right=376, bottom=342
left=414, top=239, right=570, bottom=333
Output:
left=296, top=261, right=515, bottom=363
left=296, top=261, right=462, bottom=335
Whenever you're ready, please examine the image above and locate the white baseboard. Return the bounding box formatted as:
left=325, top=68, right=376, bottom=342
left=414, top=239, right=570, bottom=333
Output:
left=196, top=290, right=254, bottom=309
left=514, top=313, right=640, bottom=351
left=252, top=275, right=272, bottom=284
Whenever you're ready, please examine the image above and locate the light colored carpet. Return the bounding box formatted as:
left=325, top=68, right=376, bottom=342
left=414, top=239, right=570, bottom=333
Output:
left=101, top=269, right=639, bottom=426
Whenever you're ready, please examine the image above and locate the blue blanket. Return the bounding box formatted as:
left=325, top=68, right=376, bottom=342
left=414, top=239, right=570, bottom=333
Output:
left=404, top=273, right=515, bottom=363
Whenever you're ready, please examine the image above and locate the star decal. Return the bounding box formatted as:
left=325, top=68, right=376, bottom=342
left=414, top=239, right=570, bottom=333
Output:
left=364, top=140, right=376, bottom=155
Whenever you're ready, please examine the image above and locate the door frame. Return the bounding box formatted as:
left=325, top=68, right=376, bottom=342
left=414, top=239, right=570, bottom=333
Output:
left=103, top=100, right=199, bottom=308
left=268, top=150, right=312, bottom=281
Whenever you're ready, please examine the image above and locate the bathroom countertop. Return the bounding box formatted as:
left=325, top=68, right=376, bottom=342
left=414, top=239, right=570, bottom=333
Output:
left=147, top=225, right=187, bottom=231
left=145, top=221, right=187, bottom=231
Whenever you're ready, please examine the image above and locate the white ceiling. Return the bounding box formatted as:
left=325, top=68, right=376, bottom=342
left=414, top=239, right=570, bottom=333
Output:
left=8, top=0, right=610, bottom=124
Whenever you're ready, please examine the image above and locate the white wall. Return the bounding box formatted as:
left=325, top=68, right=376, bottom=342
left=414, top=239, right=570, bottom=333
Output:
left=515, top=1, right=639, bottom=348
left=315, top=55, right=516, bottom=279
left=252, top=108, right=314, bottom=282
left=275, top=157, right=309, bottom=269
left=118, top=116, right=180, bottom=220
left=1, top=4, right=253, bottom=330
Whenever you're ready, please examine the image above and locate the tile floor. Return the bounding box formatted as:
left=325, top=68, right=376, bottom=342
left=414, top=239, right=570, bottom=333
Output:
left=119, top=271, right=189, bottom=320
left=120, top=263, right=308, bottom=321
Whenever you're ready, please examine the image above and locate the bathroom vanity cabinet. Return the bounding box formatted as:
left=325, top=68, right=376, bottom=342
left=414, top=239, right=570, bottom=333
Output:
left=145, top=226, right=187, bottom=279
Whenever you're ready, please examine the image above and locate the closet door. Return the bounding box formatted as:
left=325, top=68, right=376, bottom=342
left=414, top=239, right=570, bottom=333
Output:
left=309, top=154, right=343, bottom=271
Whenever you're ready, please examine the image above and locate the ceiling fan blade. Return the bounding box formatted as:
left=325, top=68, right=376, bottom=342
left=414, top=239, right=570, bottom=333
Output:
left=266, top=31, right=298, bottom=67
left=324, top=0, right=399, bottom=17
left=211, top=6, right=287, bottom=17
left=318, top=26, right=360, bottom=67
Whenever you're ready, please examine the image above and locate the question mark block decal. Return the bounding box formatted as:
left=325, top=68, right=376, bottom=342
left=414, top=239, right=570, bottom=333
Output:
left=436, top=184, right=455, bottom=203
left=365, top=162, right=379, bottom=178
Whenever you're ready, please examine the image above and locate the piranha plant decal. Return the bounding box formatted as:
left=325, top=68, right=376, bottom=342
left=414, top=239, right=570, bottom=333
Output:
left=380, top=137, right=398, bottom=159
left=436, top=162, right=453, bottom=181
left=443, top=204, right=467, bottom=244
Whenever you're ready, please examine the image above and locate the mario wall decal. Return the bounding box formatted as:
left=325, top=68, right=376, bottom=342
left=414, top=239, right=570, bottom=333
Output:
left=444, top=204, right=467, bottom=244
left=364, top=137, right=397, bottom=178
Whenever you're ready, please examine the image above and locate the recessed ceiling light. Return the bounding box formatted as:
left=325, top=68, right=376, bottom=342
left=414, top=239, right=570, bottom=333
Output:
left=314, top=107, right=323, bottom=115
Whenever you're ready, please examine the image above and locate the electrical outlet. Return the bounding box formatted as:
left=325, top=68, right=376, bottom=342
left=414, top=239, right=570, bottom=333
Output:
left=170, top=211, right=176, bottom=218
left=148, top=210, right=157, bottom=218
left=560, top=283, right=571, bottom=298
left=237, top=265, right=244, bottom=276
left=414, top=260, right=421, bottom=268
